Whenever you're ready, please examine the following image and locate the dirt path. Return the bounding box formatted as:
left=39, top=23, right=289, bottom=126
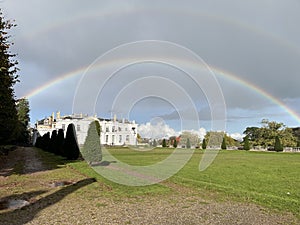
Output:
left=0, top=147, right=298, bottom=225
left=0, top=147, right=46, bottom=177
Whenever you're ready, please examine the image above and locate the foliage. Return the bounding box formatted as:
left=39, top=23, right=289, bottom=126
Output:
left=204, top=131, right=226, bottom=148
left=180, top=131, right=199, bottom=147
left=221, top=137, right=227, bottom=149
left=243, top=119, right=297, bottom=148
left=173, top=139, right=177, bottom=148
left=56, top=129, right=65, bottom=156
left=202, top=138, right=207, bottom=149
left=63, top=124, right=80, bottom=160
left=15, top=98, right=30, bottom=143
left=243, top=135, right=250, bottom=150
left=49, top=130, right=57, bottom=153
left=162, top=138, right=167, bottom=147
left=152, top=139, right=157, bottom=147
left=274, top=136, right=283, bottom=152
left=186, top=138, right=191, bottom=149
left=81, top=121, right=102, bottom=164
left=0, top=10, right=19, bottom=144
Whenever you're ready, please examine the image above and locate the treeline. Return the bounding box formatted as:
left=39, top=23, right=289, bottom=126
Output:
left=243, top=119, right=300, bottom=151
left=0, top=10, right=31, bottom=145
left=35, top=123, right=79, bottom=160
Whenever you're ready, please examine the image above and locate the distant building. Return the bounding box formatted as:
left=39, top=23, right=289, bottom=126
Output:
left=34, top=112, right=137, bottom=146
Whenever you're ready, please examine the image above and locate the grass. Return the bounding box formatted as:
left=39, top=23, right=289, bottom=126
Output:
left=1, top=147, right=299, bottom=218
left=90, top=147, right=300, bottom=216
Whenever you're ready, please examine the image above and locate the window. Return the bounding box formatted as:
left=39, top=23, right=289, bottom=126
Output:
left=77, top=124, right=80, bottom=131
left=105, top=135, right=109, bottom=143
left=126, top=135, right=129, bottom=142
left=106, top=127, right=109, bottom=132
left=62, top=124, right=65, bottom=131
left=119, top=135, right=122, bottom=143
left=112, top=126, right=116, bottom=132
left=118, top=127, right=122, bottom=132
left=112, top=135, right=115, bottom=144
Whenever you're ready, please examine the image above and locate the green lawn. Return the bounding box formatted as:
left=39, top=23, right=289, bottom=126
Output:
left=75, top=147, right=300, bottom=216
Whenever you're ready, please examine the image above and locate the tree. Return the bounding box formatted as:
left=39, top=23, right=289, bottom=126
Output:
left=243, top=120, right=297, bottom=148
left=221, top=137, right=227, bottom=150
left=180, top=131, right=199, bottom=147
left=186, top=138, right=191, bottom=149
left=15, top=98, right=30, bottom=143
left=56, top=129, right=65, bottom=156
left=162, top=138, right=167, bottom=147
left=274, top=136, right=283, bottom=152
left=243, top=135, right=250, bottom=150
left=0, top=11, right=19, bottom=144
left=204, top=131, right=224, bottom=148
left=49, top=130, right=57, bottom=153
left=202, top=138, right=207, bottom=149
left=81, top=121, right=102, bottom=164
left=152, top=139, right=157, bottom=147
left=173, top=139, right=177, bottom=148
left=63, top=124, right=80, bottom=160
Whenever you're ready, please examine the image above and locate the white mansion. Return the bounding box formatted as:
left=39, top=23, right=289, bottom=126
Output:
left=35, top=112, right=138, bottom=146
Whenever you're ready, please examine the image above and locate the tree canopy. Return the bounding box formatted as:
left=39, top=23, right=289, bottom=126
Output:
left=243, top=119, right=297, bottom=148
left=0, top=10, right=19, bottom=144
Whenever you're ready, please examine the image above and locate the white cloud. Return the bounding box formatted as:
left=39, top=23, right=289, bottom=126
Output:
left=138, top=121, right=179, bottom=139
left=229, top=133, right=244, bottom=142
left=138, top=121, right=207, bottom=141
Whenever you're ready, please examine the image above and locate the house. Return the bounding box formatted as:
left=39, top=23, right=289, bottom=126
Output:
left=34, top=112, right=137, bottom=146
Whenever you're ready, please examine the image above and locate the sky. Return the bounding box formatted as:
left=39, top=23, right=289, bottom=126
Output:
left=2, top=0, right=300, bottom=140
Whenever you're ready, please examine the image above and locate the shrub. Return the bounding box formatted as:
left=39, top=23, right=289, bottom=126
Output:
left=81, top=121, right=102, bottom=164
left=274, top=136, right=283, bottom=152
left=49, top=130, right=57, bottom=153
left=63, top=124, right=80, bottom=160
left=221, top=137, right=227, bottom=150
left=56, top=129, right=65, bottom=156
left=202, top=138, right=207, bottom=149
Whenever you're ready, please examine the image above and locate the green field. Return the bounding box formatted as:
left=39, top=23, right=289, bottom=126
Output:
left=73, top=147, right=300, bottom=216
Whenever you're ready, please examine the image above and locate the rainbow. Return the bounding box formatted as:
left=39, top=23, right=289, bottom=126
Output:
left=21, top=60, right=300, bottom=124
left=19, top=6, right=300, bottom=124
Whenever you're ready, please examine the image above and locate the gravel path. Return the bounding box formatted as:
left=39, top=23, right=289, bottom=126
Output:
left=0, top=147, right=298, bottom=225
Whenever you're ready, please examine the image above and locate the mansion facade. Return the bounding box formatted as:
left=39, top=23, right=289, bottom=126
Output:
left=35, top=112, right=137, bottom=146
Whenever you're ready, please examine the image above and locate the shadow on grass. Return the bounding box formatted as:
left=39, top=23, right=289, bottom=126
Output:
left=0, top=178, right=96, bottom=225
left=0, top=147, right=75, bottom=177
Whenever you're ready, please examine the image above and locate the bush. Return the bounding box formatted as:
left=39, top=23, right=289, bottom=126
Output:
left=243, top=135, right=250, bottom=150
left=63, top=124, right=80, bottom=160
left=49, top=130, right=57, bottom=153
left=221, top=137, right=227, bottom=150
left=202, top=138, right=207, bottom=149
left=81, top=121, right=102, bottom=164
left=274, top=136, right=283, bottom=152
left=186, top=138, right=191, bottom=149
left=56, top=129, right=65, bottom=156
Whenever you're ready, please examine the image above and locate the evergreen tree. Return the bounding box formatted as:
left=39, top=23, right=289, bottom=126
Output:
left=42, top=132, right=50, bottom=151
left=221, top=137, right=227, bottom=150
left=15, top=98, right=30, bottom=143
left=63, top=124, right=80, bottom=160
left=162, top=138, right=167, bottom=147
left=173, top=139, right=177, bottom=148
left=243, top=135, right=250, bottom=150
left=56, top=129, right=65, bottom=156
left=152, top=139, right=157, bottom=147
left=202, top=138, right=207, bottom=149
left=274, top=136, right=283, bottom=152
left=0, top=11, right=19, bottom=144
left=49, top=130, right=57, bottom=153
left=81, top=121, right=102, bottom=164
left=186, top=138, right=191, bottom=149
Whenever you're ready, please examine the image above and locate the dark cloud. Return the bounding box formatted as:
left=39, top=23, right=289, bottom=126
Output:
left=2, top=0, right=300, bottom=132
